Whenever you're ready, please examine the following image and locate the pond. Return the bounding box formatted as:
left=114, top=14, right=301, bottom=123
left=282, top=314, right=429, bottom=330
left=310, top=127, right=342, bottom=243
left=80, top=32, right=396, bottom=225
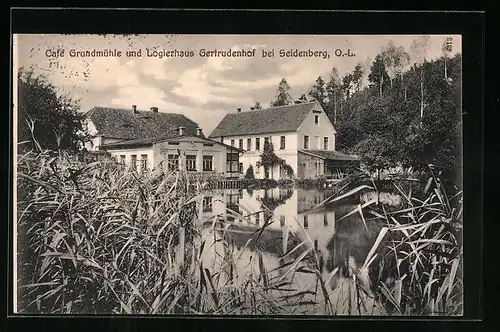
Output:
left=197, top=187, right=402, bottom=315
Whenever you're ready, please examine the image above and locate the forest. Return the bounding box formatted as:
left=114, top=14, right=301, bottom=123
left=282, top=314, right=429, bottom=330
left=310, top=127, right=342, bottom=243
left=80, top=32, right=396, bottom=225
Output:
left=267, top=39, right=462, bottom=183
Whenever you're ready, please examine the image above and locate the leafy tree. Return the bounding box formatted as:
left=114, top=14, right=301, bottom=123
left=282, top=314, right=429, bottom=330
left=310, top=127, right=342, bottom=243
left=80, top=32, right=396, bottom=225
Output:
left=325, top=68, right=342, bottom=124
left=260, top=139, right=294, bottom=179
left=17, top=67, right=89, bottom=152
left=351, top=63, right=364, bottom=92
left=308, top=76, right=326, bottom=108
left=271, top=78, right=293, bottom=107
left=368, top=54, right=390, bottom=98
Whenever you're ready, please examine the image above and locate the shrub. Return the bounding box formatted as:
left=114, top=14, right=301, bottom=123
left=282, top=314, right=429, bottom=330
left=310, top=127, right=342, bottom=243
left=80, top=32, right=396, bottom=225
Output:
left=244, top=165, right=255, bottom=179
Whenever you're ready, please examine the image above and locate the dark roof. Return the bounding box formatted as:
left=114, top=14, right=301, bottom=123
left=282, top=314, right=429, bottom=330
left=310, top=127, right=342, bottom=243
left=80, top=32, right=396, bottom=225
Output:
left=86, top=106, right=199, bottom=140
left=209, top=101, right=318, bottom=137
left=100, top=134, right=245, bottom=152
left=298, top=149, right=361, bottom=161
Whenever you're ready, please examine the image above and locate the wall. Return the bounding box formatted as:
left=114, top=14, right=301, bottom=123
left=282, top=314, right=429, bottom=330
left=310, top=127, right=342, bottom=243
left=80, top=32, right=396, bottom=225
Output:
left=222, top=132, right=298, bottom=179
left=297, top=152, right=324, bottom=179
left=105, top=146, right=155, bottom=172
left=153, top=137, right=229, bottom=176
left=297, top=102, right=336, bottom=151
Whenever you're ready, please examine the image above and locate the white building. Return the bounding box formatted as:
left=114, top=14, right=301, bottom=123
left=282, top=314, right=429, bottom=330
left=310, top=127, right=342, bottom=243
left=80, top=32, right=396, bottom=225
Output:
left=209, top=101, right=360, bottom=180
left=85, top=105, right=243, bottom=177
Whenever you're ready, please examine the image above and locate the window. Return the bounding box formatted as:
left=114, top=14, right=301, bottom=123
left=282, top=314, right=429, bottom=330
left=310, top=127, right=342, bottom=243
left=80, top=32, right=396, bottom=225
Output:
left=303, top=215, right=309, bottom=228
left=131, top=155, right=137, bottom=170
left=323, top=213, right=328, bottom=226
left=119, top=155, right=126, bottom=165
left=256, top=137, right=260, bottom=150
left=314, top=115, right=319, bottom=124
left=264, top=137, right=270, bottom=148
left=230, top=139, right=235, bottom=147
left=167, top=154, right=179, bottom=171
left=314, top=239, right=318, bottom=250
left=239, top=139, right=243, bottom=150
left=226, top=153, right=239, bottom=173
left=186, top=155, right=197, bottom=171
left=255, top=164, right=260, bottom=174
left=280, top=136, right=285, bottom=149
left=140, top=154, right=148, bottom=171
left=304, top=135, right=309, bottom=149
left=324, top=137, right=329, bottom=150
left=203, top=155, right=213, bottom=171
left=247, top=138, right=251, bottom=151
left=239, top=162, right=243, bottom=174
left=203, top=196, right=213, bottom=212
left=280, top=215, right=286, bottom=226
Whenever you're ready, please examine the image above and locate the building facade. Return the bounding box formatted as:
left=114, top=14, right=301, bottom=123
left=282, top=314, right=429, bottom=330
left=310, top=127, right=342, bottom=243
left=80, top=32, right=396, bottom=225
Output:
left=85, top=105, right=242, bottom=177
left=209, top=101, right=360, bottom=179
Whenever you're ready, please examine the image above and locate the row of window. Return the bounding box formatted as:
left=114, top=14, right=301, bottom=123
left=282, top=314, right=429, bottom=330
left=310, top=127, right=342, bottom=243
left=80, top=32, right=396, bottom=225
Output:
left=229, top=135, right=330, bottom=151
left=167, top=154, right=214, bottom=171
left=118, top=154, right=148, bottom=171
left=231, top=136, right=287, bottom=151
left=303, top=136, right=329, bottom=150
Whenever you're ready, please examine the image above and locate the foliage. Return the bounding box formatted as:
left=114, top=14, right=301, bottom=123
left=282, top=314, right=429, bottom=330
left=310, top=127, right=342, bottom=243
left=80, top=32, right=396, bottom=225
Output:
left=270, top=78, right=293, bottom=107
left=259, top=140, right=294, bottom=179
left=17, top=67, right=89, bottom=152
left=244, top=165, right=255, bottom=179
left=305, top=39, right=460, bottom=182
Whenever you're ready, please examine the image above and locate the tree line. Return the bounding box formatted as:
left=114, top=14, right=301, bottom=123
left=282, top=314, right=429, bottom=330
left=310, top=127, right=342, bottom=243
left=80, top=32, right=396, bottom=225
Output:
left=259, top=38, right=461, bottom=181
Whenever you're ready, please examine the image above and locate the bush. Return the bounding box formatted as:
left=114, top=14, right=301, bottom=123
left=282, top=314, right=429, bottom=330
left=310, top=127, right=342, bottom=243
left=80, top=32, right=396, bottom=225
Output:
left=244, top=165, right=255, bottom=179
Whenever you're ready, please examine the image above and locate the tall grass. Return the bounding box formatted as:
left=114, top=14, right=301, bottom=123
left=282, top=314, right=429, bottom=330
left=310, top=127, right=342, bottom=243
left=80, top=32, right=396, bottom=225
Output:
left=17, top=150, right=366, bottom=315
left=338, top=168, right=464, bottom=316
left=16, top=150, right=461, bottom=315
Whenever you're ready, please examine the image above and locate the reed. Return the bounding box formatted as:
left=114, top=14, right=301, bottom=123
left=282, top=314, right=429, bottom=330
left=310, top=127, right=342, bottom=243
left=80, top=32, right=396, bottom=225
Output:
left=16, top=150, right=461, bottom=315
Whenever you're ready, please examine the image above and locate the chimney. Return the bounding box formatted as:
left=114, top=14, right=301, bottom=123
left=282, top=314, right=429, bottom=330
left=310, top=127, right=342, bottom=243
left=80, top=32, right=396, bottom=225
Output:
left=177, top=126, right=186, bottom=136
left=196, top=127, right=203, bottom=136
left=132, top=105, right=139, bottom=114
left=237, top=107, right=242, bottom=113
left=150, top=106, right=158, bottom=113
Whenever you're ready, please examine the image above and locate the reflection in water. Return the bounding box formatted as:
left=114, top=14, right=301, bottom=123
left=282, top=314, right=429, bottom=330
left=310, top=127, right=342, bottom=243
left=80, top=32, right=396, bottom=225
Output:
left=198, top=187, right=398, bottom=314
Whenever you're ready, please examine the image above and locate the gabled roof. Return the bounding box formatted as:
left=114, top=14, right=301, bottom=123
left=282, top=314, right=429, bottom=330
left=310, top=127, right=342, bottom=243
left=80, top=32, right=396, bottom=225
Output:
left=298, top=149, right=361, bottom=161
left=100, top=134, right=245, bottom=152
left=209, top=101, right=319, bottom=138
left=86, top=106, right=199, bottom=140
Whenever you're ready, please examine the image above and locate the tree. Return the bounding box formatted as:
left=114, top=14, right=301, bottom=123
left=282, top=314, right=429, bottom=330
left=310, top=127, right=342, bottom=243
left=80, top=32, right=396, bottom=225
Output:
left=17, top=67, right=89, bottom=152
left=326, top=67, right=342, bottom=124
left=298, top=94, right=308, bottom=102
left=260, top=139, right=293, bottom=179
left=244, top=165, right=255, bottom=179
left=352, top=63, right=364, bottom=92
left=441, top=37, right=453, bottom=80
left=368, top=54, right=390, bottom=98
left=253, top=101, right=263, bottom=109
left=271, top=78, right=293, bottom=107
left=410, top=36, right=430, bottom=126
left=308, top=76, right=326, bottom=108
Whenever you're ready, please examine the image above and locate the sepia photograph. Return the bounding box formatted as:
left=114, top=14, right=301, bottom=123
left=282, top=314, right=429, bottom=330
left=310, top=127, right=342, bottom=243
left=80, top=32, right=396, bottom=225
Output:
left=13, top=33, right=463, bottom=316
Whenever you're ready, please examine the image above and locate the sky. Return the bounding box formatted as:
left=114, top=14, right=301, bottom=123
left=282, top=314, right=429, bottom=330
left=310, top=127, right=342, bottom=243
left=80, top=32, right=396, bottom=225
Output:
left=14, top=34, right=461, bottom=135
